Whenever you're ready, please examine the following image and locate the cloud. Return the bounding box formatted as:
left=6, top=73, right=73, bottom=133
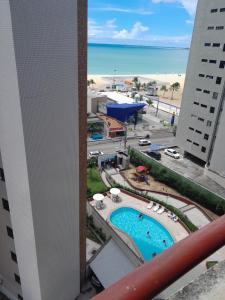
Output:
left=152, top=0, right=197, bottom=16
left=88, top=18, right=191, bottom=47
left=113, top=22, right=149, bottom=39
left=186, top=19, right=194, bottom=25
left=90, top=6, right=154, bottom=16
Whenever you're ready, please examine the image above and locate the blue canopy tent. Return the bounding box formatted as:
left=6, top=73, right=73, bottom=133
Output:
left=106, top=103, right=146, bottom=122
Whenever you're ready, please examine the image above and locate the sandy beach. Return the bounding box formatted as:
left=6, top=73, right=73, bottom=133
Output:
left=88, top=74, right=185, bottom=107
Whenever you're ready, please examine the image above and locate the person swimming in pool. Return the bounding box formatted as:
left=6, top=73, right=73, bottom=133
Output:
left=147, top=231, right=150, bottom=237
left=138, top=213, right=143, bottom=219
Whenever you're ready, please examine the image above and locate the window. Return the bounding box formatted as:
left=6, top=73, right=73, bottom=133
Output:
left=207, top=26, right=214, bottom=30
left=196, top=88, right=202, bottom=92
left=199, top=74, right=205, bottom=77
left=216, top=26, right=224, bottom=30
left=211, top=9, right=218, bottom=13
left=213, top=43, right=220, bottom=47
left=220, top=8, right=225, bottom=12
left=219, top=61, right=225, bottom=68
left=6, top=226, right=14, bottom=239
left=207, top=120, right=212, bottom=127
left=191, top=113, right=197, bottom=118
left=201, top=104, right=207, bottom=108
left=216, top=77, right=222, bottom=84
left=204, top=43, right=211, bottom=47
left=194, top=101, right=199, bottom=105
left=209, top=60, right=217, bottom=64
left=203, top=90, right=210, bottom=94
left=196, top=130, right=202, bottom=134
left=0, top=168, right=5, bottom=181
left=187, top=139, right=192, bottom=143
left=10, top=251, right=17, bottom=263
left=210, top=106, right=215, bottom=113
left=212, top=92, right=218, bottom=99
left=189, top=127, right=194, bottom=131
left=14, top=274, right=21, bottom=285
left=18, top=295, right=23, bottom=300
left=2, top=198, right=9, bottom=211
left=223, top=44, right=225, bottom=51
left=201, top=147, right=206, bottom=153
left=193, top=142, right=199, bottom=146
left=201, top=59, right=208, bottom=62
left=198, top=117, right=204, bottom=122
left=204, top=134, right=209, bottom=140
left=206, top=75, right=213, bottom=79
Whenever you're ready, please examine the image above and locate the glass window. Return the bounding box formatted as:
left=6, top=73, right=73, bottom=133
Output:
left=213, top=43, right=220, bottom=47
left=204, top=134, right=209, bottom=140
left=11, top=251, right=17, bottom=263
left=207, top=120, right=212, bottom=127
left=2, top=198, right=9, bottom=211
left=6, top=226, right=14, bottom=239
left=14, top=274, right=21, bottom=285
left=0, top=168, right=5, bottom=181
left=204, top=43, right=211, bottom=46
left=210, top=107, right=215, bottom=113
left=201, top=147, right=206, bottom=153
left=211, top=9, right=218, bottom=13
left=209, top=60, right=216, bottom=64
left=220, top=8, right=225, bottom=12
left=216, top=26, right=224, bottom=30
left=219, top=61, right=225, bottom=68
left=216, top=77, right=222, bottom=84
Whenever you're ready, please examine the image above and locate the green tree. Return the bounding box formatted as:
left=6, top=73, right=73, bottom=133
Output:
left=132, top=76, right=139, bottom=84
left=160, top=85, right=168, bottom=97
left=146, top=99, right=153, bottom=111
left=170, top=82, right=180, bottom=99
left=147, top=81, right=156, bottom=87
left=88, top=79, right=96, bottom=89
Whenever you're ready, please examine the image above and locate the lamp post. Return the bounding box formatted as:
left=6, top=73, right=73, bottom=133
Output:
left=124, top=121, right=128, bottom=150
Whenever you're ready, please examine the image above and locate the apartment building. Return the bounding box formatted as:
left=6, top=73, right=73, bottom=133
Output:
left=177, top=0, right=225, bottom=184
left=0, top=1, right=86, bottom=299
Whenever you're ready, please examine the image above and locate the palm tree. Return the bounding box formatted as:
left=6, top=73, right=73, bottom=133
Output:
left=132, top=77, right=139, bottom=84
left=170, top=82, right=180, bottom=99
left=146, top=99, right=153, bottom=112
left=160, top=85, right=168, bottom=97
left=89, top=79, right=96, bottom=89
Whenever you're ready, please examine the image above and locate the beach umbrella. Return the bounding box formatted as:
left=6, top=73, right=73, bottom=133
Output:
left=136, top=165, right=146, bottom=173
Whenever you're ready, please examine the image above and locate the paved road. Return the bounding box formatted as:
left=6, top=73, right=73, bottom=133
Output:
left=87, top=135, right=176, bottom=155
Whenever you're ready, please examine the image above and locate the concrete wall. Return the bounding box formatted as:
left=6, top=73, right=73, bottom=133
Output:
left=177, top=0, right=225, bottom=168
left=0, top=1, right=83, bottom=299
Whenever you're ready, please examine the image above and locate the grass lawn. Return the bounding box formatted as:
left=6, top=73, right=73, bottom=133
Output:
left=87, top=167, right=108, bottom=197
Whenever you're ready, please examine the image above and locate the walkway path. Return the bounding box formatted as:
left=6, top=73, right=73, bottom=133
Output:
left=103, top=168, right=211, bottom=229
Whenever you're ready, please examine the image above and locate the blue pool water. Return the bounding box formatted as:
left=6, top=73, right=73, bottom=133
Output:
left=110, top=207, right=174, bottom=261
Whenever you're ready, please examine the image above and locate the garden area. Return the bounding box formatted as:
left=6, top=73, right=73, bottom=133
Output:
left=129, top=147, right=225, bottom=215
left=87, top=167, right=108, bottom=198
left=121, top=167, right=182, bottom=197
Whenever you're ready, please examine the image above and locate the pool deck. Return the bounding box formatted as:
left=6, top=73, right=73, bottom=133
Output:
left=89, top=191, right=189, bottom=259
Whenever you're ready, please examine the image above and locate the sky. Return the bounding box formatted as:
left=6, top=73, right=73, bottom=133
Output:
left=88, top=0, right=198, bottom=47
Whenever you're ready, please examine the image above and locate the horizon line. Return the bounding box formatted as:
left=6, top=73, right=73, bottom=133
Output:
left=88, top=42, right=190, bottom=50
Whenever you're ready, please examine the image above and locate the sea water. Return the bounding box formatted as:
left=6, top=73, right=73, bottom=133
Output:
left=88, top=43, right=189, bottom=75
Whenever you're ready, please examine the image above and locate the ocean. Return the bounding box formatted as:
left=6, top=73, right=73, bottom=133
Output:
left=88, top=43, right=189, bottom=75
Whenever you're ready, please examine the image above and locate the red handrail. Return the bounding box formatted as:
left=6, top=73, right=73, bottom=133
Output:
left=92, top=214, right=225, bottom=300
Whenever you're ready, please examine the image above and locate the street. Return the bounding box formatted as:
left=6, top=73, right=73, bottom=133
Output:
left=87, top=134, right=176, bottom=155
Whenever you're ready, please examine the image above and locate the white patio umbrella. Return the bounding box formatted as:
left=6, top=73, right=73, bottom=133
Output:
left=93, top=193, right=104, bottom=201
left=110, top=188, right=121, bottom=202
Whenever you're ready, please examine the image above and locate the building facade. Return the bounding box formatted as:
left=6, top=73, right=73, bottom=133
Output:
left=177, top=0, right=225, bottom=182
left=0, top=1, right=86, bottom=299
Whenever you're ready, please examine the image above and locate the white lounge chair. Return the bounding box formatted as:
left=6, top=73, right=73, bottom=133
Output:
left=157, top=207, right=165, bottom=214
left=147, top=201, right=153, bottom=209
left=173, top=216, right=179, bottom=222
left=168, top=211, right=173, bottom=218
left=153, top=204, right=160, bottom=212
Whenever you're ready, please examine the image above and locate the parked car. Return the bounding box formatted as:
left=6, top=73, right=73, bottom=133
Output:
left=139, top=139, right=151, bottom=146
left=146, top=151, right=161, bottom=160
left=164, top=148, right=180, bottom=159
left=88, top=150, right=104, bottom=158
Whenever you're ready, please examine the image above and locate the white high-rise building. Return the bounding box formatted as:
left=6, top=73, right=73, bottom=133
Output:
left=177, top=0, right=225, bottom=185
left=0, top=1, right=86, bottom=299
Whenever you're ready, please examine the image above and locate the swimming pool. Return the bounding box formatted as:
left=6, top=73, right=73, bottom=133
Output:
left=110, top=207, right=174, bottom=261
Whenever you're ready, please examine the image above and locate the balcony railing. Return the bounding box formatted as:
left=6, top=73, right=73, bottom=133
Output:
left=92, top=214, right=225, bottom=300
